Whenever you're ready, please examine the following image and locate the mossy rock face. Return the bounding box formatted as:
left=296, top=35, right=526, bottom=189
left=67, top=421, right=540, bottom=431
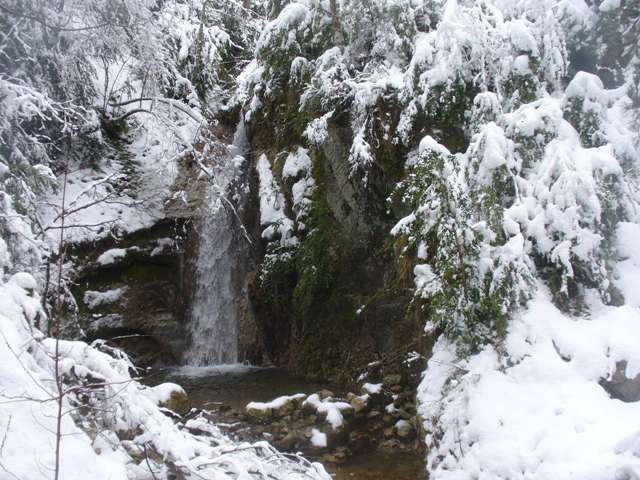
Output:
left=68, top=219, right=189, bottom=368
left=245, top=97, right=425, bottom=382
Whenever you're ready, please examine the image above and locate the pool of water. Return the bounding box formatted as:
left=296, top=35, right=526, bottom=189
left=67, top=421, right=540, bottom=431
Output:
left=145, top=365, right=425, bottom=480
left=144, top=364, right=331, bottom=411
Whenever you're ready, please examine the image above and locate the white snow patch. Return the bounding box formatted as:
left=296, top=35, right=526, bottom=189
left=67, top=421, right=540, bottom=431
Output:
left=256, top=154, right=296, bottom=245
left=362, top=383, right=383, bottom=395
left=303, top=394, right=352, bottom=430
left=96, top=248, right=128, bottom=265
left=246, top=393, right=306, bottom=412
left=145, top=382, right=187, bottom=404
left=310, top=428, right=327, bottom=448
left=83, top=287, right=128, bottom=309
left=8, top=272, right=38, bottom=290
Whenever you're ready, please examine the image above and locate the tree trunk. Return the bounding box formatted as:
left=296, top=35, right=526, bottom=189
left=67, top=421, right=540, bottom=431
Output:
left=329, top=0, right=343, bottom=46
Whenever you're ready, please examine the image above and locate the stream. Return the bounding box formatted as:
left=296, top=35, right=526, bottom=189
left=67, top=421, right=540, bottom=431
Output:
left=146, top=366, right=425, bottom=480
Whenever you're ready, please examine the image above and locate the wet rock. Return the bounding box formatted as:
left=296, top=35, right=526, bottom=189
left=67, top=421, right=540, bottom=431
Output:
left=394, top=419, right=414, bottom=439
left=245, top=406, right=273, bottom=423
left=383, top=374, right=402, bottom=387
left=599, top=360, right=640, bottom=402
left=350, top=395, right=368, bottom=414
left=71, top=221, right=188, bottom=369
left=348, top=429, right=374, bottom=452
left=378, top=438, right=403, bottom=452
left=277, top=431, right=307, bottom=451
left=318, top=389, right=335, bottom=399
left=397, top=408, right=413, bottom=420
left=382, top=414, right=395, bottom=425
left=246, top=393, right=306, bottom=422
left=321, top=446, right=351, bottom=464
left=393, top=391, right=414, bottom=407
left=320, top=424, right=350, bottom=451
left=273, top=395, right=306, bottom=417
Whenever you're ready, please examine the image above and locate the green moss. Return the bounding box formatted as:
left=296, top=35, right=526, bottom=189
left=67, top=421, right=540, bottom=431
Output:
left=563, top=97, right=606, bottom=148
left=423, top=81, right=471, bottom=131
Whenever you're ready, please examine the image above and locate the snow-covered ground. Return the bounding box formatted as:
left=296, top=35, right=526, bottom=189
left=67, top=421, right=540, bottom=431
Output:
left=418, top=222, right=640, bottom=479
left=0, top=272, right=330, bottom=480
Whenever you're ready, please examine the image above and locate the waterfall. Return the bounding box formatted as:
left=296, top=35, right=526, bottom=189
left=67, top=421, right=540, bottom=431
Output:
left=183, top=120, right=250, bottom=365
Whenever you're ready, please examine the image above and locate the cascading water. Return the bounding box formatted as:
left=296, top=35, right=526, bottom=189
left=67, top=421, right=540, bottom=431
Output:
left=183, top=120, right=251, bottom=365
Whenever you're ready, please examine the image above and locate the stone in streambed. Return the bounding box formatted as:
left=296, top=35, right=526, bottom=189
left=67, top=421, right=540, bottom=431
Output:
left=245, top=393, right=306, bottom=423
left=349, top=395, right=368, bottom=414
left=394, top=419, right=414, bottom=439
left=245, top=405, right=273, bottom=423
left=149, top=383, right=191, bottom=416
left=383, top=374, right=403, bottom=387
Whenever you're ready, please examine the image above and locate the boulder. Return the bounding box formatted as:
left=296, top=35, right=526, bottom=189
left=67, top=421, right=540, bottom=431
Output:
left=245, top=406, right=273, bottom=423
left=599, top=360, right=640, bottom=402
left=150, top=383, right=191, bottom=416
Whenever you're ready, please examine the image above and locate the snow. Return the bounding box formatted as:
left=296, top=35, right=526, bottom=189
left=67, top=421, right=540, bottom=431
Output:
left=83, top=287, right=128, bottom=309
left=310, top=428, right=327, bottom=448
left=96, top=248, right=128, bottom=265
left=394, top=419, right=410, bottom=430
left=282, top=147, right=312, bottom=179
left=512, top=54, right=532, bottom=75
left=256, top=2, right=310, bottom=54
left=508, top=19, right=540, bottom=55
left=0, top=281, right=126, bottom=480
left=246, top=393, right=306, bottom=412
left=304, top=111, right=334, bottom=146
left=256, top=154, right=296, bottom=244
left=282, top=147, right=315, bottom=221
left=145, top=382, right=187, bottom=404
left=2, top=0, right=638, bottom=478
left=362, top=383, right=383, bottom=395
left=348, top=126, right=375, bottom=176
left=303, top=394, right=352, bottom=430
left=151, top=237, right=175, bottom=256
left=418, top=135, right=451, bottom=157
left=8, top=272, right=38, bottom=290
left=615, top=222, right=640, bottom=307
left=414, top=264, right=442, bottom=298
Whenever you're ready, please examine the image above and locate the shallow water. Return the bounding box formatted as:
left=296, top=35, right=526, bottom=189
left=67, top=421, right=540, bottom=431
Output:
left=146, top=365, right=425, bottom=480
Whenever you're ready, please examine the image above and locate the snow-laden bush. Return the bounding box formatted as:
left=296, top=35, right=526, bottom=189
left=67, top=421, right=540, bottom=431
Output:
left=386, top=0, right=640, bottom=350
left=392, top=133, right=535, bottom=350
left=393, top=77, right=637, bottom=347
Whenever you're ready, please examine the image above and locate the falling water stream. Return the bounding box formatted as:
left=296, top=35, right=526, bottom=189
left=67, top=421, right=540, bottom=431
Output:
left=183, top=120, right=250, bottom=366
